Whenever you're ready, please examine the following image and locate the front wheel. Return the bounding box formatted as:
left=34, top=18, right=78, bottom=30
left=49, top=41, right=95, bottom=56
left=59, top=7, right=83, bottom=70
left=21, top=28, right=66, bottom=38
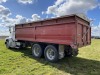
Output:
left=44, top=45, right=59, bottom=62
left=6, top=41, right=10, bottom=49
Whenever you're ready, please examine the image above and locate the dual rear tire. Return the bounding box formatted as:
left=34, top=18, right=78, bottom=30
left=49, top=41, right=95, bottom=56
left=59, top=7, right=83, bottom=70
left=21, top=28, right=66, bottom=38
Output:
left=32, top=44, right=59, bottom=62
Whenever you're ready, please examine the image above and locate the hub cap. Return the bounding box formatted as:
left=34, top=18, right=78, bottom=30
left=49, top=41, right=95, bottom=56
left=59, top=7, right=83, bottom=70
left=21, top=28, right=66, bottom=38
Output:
left=46, top=48, right=55, bottom=60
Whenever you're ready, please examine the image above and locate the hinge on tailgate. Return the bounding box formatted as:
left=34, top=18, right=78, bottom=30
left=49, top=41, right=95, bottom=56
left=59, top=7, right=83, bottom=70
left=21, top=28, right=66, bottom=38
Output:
left=82, top=26, right=90, bottom=40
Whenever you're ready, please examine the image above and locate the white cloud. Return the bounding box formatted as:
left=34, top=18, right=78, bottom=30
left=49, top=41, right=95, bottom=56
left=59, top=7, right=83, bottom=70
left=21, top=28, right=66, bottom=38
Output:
left=0, top=0, right=7, bottom=3
left=1, top=14, right=41, bottom=26
left=0, top=26, right=9, bottom=36
left=1, top=15, right=28, bottom=26
left=55, top=0, right=65, bottom=6
left=15, top=14, right=41, bottom=24
left=18, top=0, right=37, bottom=4
left=16, top=15, right=27, bottom=24
left=45, top=0, right=99, bottom=16
left=32, top=14, right=41, bottom=21
left=92, top=22, right=100, bottom=36
left=46, top=5, right=57, bottom=15
left=0, top=5, right=11, bottom=18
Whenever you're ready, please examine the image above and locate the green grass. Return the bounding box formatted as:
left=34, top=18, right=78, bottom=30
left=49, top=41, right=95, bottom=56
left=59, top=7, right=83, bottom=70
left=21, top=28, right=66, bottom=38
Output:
left=0, top=39, right=100, bottom=75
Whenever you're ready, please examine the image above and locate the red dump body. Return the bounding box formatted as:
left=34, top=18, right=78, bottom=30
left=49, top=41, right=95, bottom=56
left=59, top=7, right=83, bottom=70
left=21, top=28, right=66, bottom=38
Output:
left=15, top=14, right=91, bottom=48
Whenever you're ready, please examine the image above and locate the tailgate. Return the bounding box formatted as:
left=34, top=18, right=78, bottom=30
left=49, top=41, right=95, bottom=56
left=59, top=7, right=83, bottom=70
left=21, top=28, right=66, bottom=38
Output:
left=77, top=19, right=91, bottom=47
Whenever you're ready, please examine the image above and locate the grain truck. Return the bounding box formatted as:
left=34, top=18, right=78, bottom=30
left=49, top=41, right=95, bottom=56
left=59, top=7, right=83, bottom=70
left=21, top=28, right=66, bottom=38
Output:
left=5, top=14, right=91, bottom=62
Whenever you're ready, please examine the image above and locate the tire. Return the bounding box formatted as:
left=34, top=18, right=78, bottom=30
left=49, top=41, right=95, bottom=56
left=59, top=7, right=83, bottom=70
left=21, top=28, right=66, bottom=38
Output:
left=6, top=41, right=10, bottom=49
left=20, top=43, right=28, bottom=49
left=32, top=44, right=43, bottom=58
left=72, top=48, right=78, bottom=56
left=44, top=45, right=59, bottom=62
left=65, top=46, right=78, bottom=57
left=65, top=49, right=73, bottom=57
left=19, top=45, right=26, bottom=49
left=64, top=46, right=72, bottom=57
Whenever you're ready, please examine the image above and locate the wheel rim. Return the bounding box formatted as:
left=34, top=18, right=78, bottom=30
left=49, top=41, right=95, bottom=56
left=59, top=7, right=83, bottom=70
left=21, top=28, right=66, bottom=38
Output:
left=33, top=46, right=40, bottom=56
left=46, top=48, right=55, bottom=60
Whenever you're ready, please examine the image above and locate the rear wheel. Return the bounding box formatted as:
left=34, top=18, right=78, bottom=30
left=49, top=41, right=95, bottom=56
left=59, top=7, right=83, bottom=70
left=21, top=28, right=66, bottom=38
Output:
left=72, top=48, right=78, bottom=56
left=65, top=46, right=78, bottom=57
left=44, top=45, right=59, bottom=62
left=32, top=44, right=43, bottom=58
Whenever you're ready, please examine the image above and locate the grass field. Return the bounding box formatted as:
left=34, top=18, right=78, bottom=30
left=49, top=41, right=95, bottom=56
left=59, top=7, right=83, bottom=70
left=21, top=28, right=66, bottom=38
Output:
left=0, top=39, right=100, bottom=75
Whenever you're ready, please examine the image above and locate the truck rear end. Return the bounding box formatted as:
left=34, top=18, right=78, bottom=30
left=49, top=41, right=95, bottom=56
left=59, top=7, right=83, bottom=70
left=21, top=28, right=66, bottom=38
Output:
left=76, top=16, right=91, bottom=47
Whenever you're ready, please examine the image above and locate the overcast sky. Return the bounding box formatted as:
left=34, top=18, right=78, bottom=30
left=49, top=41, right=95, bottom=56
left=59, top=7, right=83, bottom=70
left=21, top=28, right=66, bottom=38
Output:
left=0, top=0, right=100, bottom=36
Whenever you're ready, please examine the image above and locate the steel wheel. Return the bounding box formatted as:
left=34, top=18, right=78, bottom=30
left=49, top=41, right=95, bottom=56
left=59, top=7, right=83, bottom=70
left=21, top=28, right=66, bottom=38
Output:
left=44, top=45, right=59, bottom=62
left=46, top=48, right=55, bottom=60
left=32, top=44, right=43, bottom=58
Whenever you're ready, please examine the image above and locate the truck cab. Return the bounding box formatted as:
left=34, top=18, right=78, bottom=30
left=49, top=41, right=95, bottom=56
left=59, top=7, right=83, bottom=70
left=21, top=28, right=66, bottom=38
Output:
left=5, top=26, right=21, bottom=48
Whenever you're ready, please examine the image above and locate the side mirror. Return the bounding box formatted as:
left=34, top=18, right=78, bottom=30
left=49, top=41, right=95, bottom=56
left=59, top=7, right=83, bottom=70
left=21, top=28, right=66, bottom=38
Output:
left=9, top=27, right=11, bottom=33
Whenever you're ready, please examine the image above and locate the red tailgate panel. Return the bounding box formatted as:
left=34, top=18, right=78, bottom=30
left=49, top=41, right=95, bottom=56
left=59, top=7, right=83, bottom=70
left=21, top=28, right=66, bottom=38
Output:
left=77, top=17, right=91, bottom=47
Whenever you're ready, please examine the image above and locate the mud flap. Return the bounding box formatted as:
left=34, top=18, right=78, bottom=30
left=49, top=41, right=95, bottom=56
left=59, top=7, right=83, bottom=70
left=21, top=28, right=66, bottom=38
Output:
left=59, top=45, right=65, bottom=59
